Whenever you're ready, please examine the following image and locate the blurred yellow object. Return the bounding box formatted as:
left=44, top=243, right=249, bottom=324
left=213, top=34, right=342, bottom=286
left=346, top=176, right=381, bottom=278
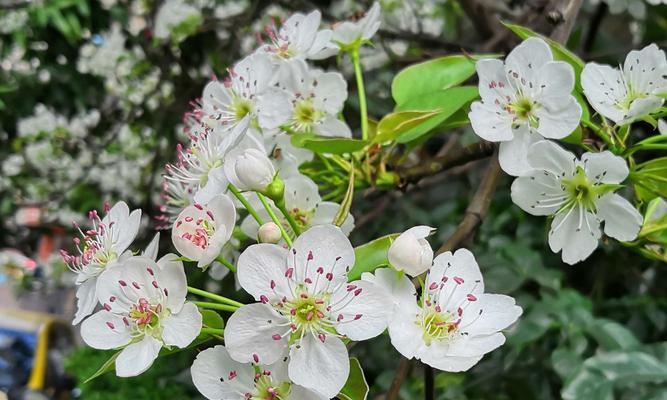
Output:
left=0, top=308, right=73, bottom=391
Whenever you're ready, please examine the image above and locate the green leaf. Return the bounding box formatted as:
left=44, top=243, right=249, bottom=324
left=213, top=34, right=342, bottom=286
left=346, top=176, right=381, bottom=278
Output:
left=338, top=358, right=369, bottom=400
left=631, top=157, right=667, bottom=201
left=347, top=234, right=399, bottom=281
left=503, top=22, right=585, bottom=91
left=587, top=319, right=640, bottom=350
left=374, top=109, right=443, bottom=143
left=394, top=86, right=479, bottom=143
left=290, top=134, right=369, bottom=155
left=201, top=309, right=225, bottom=329
left=83, top=352, right=120, bottom=384
left=391, top=54, right=496, bottom=105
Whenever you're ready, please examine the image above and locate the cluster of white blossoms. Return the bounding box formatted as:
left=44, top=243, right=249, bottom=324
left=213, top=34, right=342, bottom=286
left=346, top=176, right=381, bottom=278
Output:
left=470, top=37, right=665, bottom=264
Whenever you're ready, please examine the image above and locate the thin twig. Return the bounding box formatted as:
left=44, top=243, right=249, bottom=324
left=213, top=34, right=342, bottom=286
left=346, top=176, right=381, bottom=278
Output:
left=386, top=358, right=412, bottom=400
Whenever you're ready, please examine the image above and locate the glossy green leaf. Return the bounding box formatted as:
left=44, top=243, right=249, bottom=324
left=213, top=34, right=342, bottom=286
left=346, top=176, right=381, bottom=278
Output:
left=338, top=358, right=369, bottom=400
left=348, top=234, right=398, bottom=281
left=630, top=157, right=667, bottom=201
left=391, top=54, right=496, bottom=105
left=83, top=351, right=120, bottom=384
left=503, top=22, right=585, bottom=91
left=290, top=133, right=368, bottom=154
left=201, top=309, right=225, bottom=329
left=587, top=319, right=640, bottom=350
left=394, top=86, right=479, bottom=143
left=374, top=109, right=443, bottom=143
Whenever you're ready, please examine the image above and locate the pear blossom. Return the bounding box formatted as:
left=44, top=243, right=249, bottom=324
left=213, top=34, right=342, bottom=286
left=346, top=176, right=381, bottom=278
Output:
left=469, top=37, right=582, bottom=176
left=80, top=255, right=201, bottom=377
left=200, top=53, right=291, bottom=144
left=191, top=345, right=326, bottom=400
left=276, top=59, right=351, bottom=138
left=171, top=195, right=236, bottom=268
left=379, top=249, right=522, bottom=372
left=224, top=225, right=389, bottom=398
left=267, top=131, right=314, bottom=177
left=260, top=10, right=336, bottom=61
left=224, top=148, right=276, bottom=192
left=258, top=222, right=283, bottom=244
left=388, top=226, right=435, bottom=276
left=241, top=174, right=354, bottom=240
left=332, top=2, right=382, bottom=49
left=511, top=140, right=642, bottom=264
left=582, top=44, right=667, bottom=125
left=60, top=202, right=141, bottom=324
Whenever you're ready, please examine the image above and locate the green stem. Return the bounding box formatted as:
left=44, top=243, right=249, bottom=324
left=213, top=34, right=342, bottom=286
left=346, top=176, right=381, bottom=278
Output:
left=187, top=286, right=244, bottom=308
left=351, top=48, right=369, bottom=141
left=215, top=255, right=237, bottom=273
left=257, top=193, right=293, bottom=247
left=193, top=301, right=239, bottom=312
left=276, top=201, right=302, bottom=236
left=582, top=120, right=615, bottom=150
left=200, top=327, right=225, bottom=336
left=228, top=184, right=263, bottom=226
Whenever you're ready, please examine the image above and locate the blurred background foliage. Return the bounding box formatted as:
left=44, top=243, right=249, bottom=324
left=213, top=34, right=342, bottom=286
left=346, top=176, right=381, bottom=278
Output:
left=1, top=0, right=666, bottom=399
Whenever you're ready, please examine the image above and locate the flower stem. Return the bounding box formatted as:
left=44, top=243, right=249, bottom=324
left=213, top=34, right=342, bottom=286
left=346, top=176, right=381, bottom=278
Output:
left=276, top=201, right=302, bottom=236
left=215, top=255, right=236, bottom=273
left=193, top=301, right=239, bottom=312
left=187, top=286, right=244, bottom=308
left=582, top=119, right=615, bottom=150
left=257, top=193, right=293, bottom=247
left=228, top=184, right=263, bottom=226
left=351, top=48, right=369, bottom=141
left=200, top=327, right=225, bottom=336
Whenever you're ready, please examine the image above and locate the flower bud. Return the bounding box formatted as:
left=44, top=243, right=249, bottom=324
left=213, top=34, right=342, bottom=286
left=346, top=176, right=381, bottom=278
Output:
left=388, top=225, right=435, bottom=277
left=226, top=148, right=276, bottom=192
left=258, top=222, right=282, bottom=243
left=265, top=175, right=285, bottom=204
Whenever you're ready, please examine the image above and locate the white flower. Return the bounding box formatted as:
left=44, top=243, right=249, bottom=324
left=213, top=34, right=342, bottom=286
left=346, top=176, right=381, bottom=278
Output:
left=276, top=59, right=351, bottom=138
left=200, top=53, right=291, bottom=143
left=388, top=226, right=435, bottom=276
left=241, top=174, right=354, bottom=239
left=659, top=119, right=667, bottom=135
left=224, top=148, right=276, bottom=192
left=80, top=255, right=201, bottom=377
left=258, top=222, right=283, bottom=244
left=260, top=10, right=336, bottom=61
left=154, top=0, right=201, bottom=40
left=511, top=140, right=642, bottom=264
left=332, top=2, right=382, bottom=49
left=469, top=37, right=582, bottom=176
left=61, top=202, right=141, bottom=325
left=582, top=44, right=667, bottom=125
left=378, top=249, right=522, bottom=372
left=171, top=195, right=236, bottom=268
left=267, top=131, right=314, bottom=177
left=191, top=345, right=326, bottom=400
left=224, top=225, right=389, bottom=398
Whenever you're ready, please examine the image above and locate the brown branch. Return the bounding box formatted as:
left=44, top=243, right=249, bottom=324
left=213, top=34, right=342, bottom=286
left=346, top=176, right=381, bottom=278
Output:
left=386, top=358, right=412, bottom=400
left=549, top=0, right=585, bottom=44
left=457, top=0, right=498, bottom=39
left=398, top=142, right=494, bottom=185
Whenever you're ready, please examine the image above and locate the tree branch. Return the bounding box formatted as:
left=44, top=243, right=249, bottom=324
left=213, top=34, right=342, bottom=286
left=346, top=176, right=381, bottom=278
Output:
left=386, top=358, right=412, bottom=400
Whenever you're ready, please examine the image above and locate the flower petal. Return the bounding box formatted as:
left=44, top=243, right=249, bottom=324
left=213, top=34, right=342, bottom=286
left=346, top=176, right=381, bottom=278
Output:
left=535, top=95, right=581, bottom=139
left=527, top=140, right=577, bottom=176
left=224, top=303, right=288, bottom=365
left=80, top=310, right=131, bottom=350
left=237, top=243, right=289, bottom=301
left=311, top=201, right=355, bottom=235
left=361, top=267, right=417, bottom=313
left=142, top=232, right=160, bottom=261
left=419, top=352, right=483, bottom=372
left=315, top=115, right=352, bottom=138
left=597, top=194, right=642, bottom=242
left=469, top=101, right=513, bottom=142
left=162, top=302, right=202, bottom=348
left=191, top=345, right=255, bottom=400
left=581, top=150, right=629, bottom=184
left=498, top=125, right=541, bottom=176
left=312, top=72, right=347, bottom=114
left=459, top=293, right=522, bottom=336
left=332, top=279, right=389, bottom=340
left=388, top=307, right=425, bottom=359
left=156, top=253, right=188, bottom=312
left=581, top=63, right=627, bottom=123
left=536, top=61, right=576, bottom=99
left=288, top=334, right=349, bottom=399
left=73, top=277, right=98, bottom=325
left=284, top=175, right=321, bottom=211
left=444, top=333, right=507, bottom=358
left=623, top=44, right=667, bottom=95
left=548, top=206, right=601, bottom=264
left=115, top=335, right=162, bottom=377
left=257, top=88, right=292, bottom=130
left=428, top=248, right=484, bottom=309
left=511, top=172, right=565, bottom=216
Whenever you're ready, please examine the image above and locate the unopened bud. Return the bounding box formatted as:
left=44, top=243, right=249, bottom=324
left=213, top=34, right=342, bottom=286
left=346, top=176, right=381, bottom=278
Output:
left=258, top=222, right=282, bottom=244
left=388, top=225, right=435, bottom=277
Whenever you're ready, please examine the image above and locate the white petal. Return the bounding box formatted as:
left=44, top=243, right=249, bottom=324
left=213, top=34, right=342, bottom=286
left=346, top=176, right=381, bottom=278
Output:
left=80, top=310, right=131, bottom=350
left=291, top=225, right=355, bottom=292
left=191, top=345, right=255, bottom=400
left=288, top=385, right=330, bottom=400
left=315, top=115, right=352, bottom=138
left=361, top=267, right=417, bottom=313
left=428, top=248, right=484, bottom=308
left=256, top=89, right=292, bottom=130
left=284, top=174, right=321, bottom=211
left=498, top=125, right=541, bottom=176
left=459, top=293, right=522, bottom=336
left=312, top=72, right=347, bottom=114
left=623, top=44, right=667, bottom=95
left=597, top=194, right=642, bottom=242
left=194, top=166, right=229, bottom=205
left=155, top=253, right=188, bottom=312
left=237, top=243, right=289, bottom=301
left=419, top=352, right=483, bottom=372
left=527, top=139, right=577, bottom=176
left=511, top=173, right=565, bottom=216
left=162, top=302, right=202, bottom=348
left=476, top=59, right=513, bottom=102
left=581, top=63, right=627, bottom=123
left=536, top=61, right=576, bottom=99
left=115, top=335, right=162, bottom=377
left=388, top=226, right=434, bottom=276
left=624, top=96, right=664, bottom=124
left=311, top=202, right=355, bottom=236
left=208, top=194, right=237, bottom=239
left=224, top=303, right=288, bottom=365
left=659, top=119, right=667, bottom=135
left=548, top=206, right=601, bottom=264
left=535, top=95, right=581, bottom=139
left=73, top=277, right=98, bottom=325
left=308, top=29, right=337, bottom=60
left=288, top=334, right=349, bottom=399
left=142, top=232, right=160, bottom=261
left=388, top=307, right=424, bottom=359
left=505, top=37, right=553, bottom=95
left=332, top=279, right=389, bottom=340
left=581, top=150, right=629, bottom=184
left=469, top=101, right=513, bottom=142
left=444, top=333, right=507, bottom=358
left=95, top=256, right=161, bottom=312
